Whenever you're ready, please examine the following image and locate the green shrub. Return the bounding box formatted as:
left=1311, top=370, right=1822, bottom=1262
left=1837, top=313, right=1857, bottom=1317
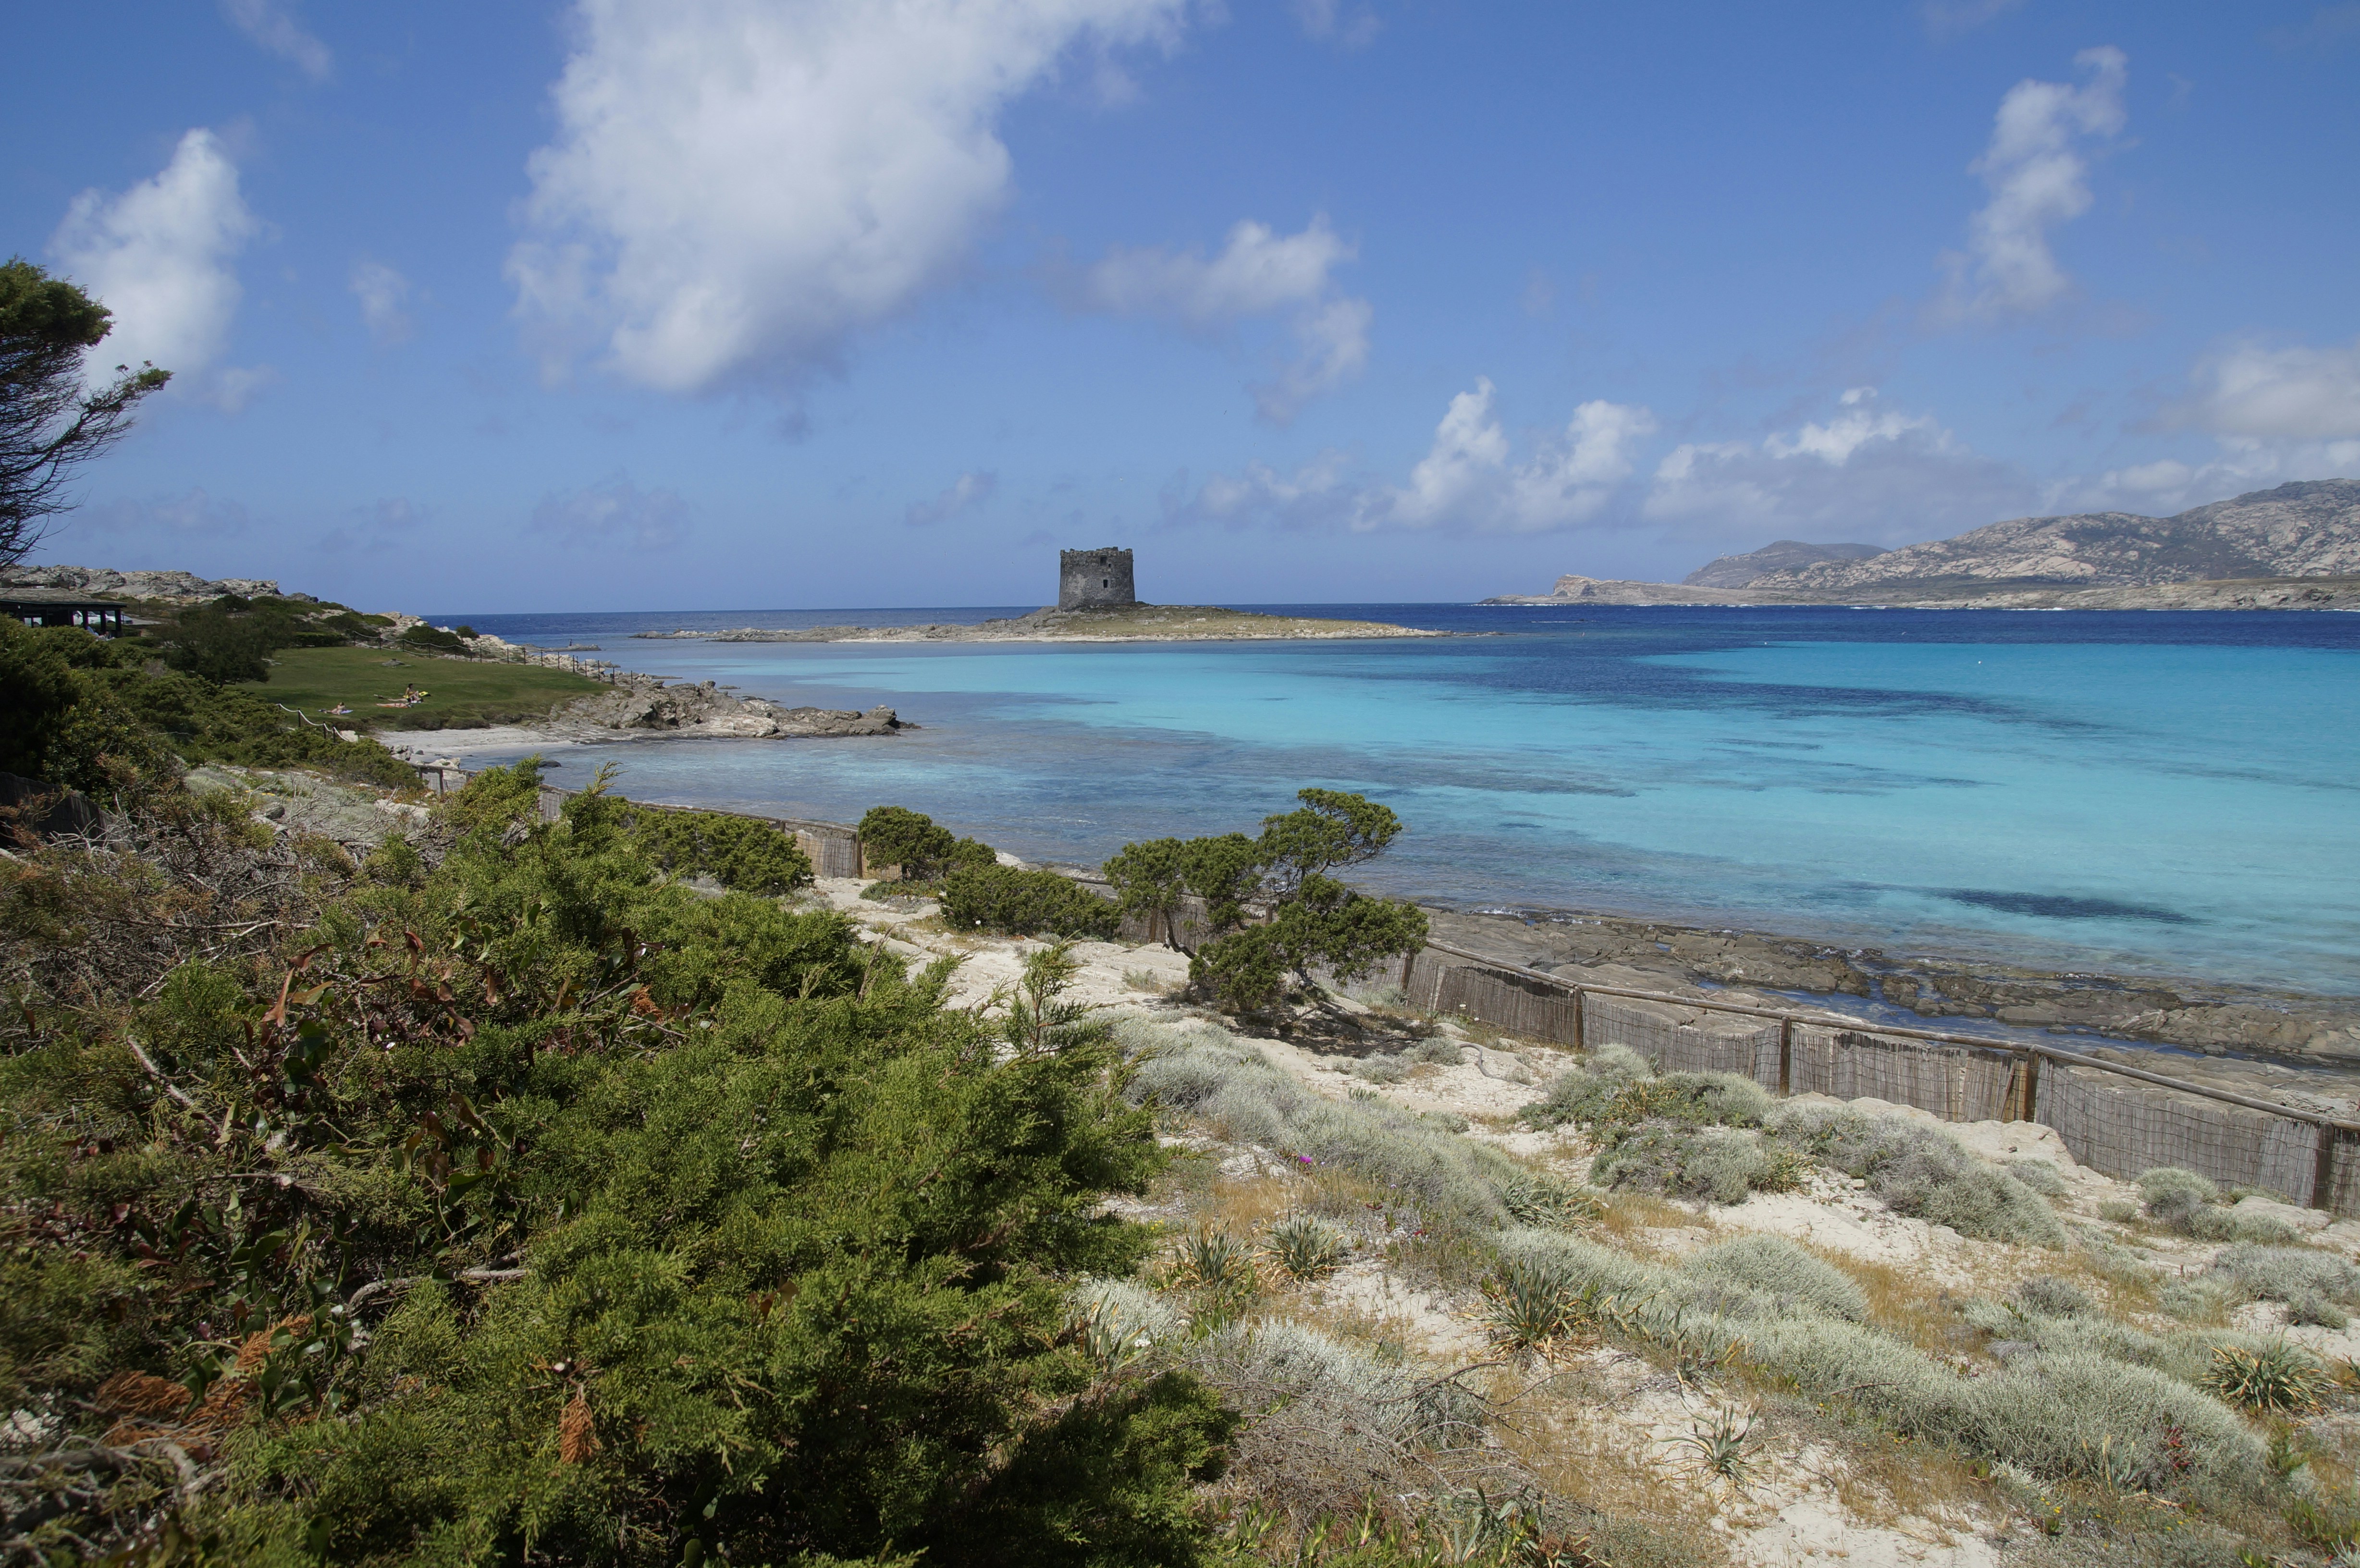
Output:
left=855, top=805, right=994, bottom=881
left=1262, top=1214, right=1348, bottom=1279
left=939, top=863, right=1120, bottom=939
left=2202, top=1341, right=2329, bottom=1413
left=1769, top=1104, right=2065, bottom=1247
left=393, top=622, right=467, bottom=654
left=0, top=759, right=1233, bottom=1563
left=1588, top=1121, right=1806, bottom=1206
left=2005, top=1158, right=2068, bottom=1197
left=2188, top=1205, right=2302, bottom=1245
left=1682, top=1235, right=1867, bottom=1322
left=626, top=805, right=813, bottom=895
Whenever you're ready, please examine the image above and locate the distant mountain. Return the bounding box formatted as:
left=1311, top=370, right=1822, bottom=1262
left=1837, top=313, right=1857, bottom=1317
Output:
left=1748, top=480, right=2360, bottom=593
left=1683, top=539, right=1886, bottom=588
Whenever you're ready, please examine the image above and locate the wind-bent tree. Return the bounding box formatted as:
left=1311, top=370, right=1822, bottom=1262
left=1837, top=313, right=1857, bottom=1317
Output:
left=1105, top=788, right=1429, bottom=1015
left=0, top=257, right=170, bottom=567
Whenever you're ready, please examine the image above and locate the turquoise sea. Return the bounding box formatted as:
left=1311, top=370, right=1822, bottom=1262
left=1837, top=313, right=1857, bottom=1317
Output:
left=440, top=604, right=2360, bottom=998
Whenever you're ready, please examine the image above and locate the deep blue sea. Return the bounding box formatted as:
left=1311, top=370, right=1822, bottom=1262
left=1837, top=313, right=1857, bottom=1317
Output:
left=434, top=602, right=2360, bottom=998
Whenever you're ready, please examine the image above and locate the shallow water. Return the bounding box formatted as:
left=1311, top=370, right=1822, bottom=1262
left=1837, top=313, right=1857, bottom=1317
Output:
left=439, top=603, right=2360, bottom=997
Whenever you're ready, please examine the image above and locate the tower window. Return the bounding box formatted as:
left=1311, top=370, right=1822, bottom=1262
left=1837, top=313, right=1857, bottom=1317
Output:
left=1102, top=578, right=1109, bottom=588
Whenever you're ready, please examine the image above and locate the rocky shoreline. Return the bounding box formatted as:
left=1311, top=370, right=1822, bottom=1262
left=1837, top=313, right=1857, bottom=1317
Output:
left=1424, top=905, right=2360, bottom=1068
left=1483, top=573, right=2360, bottom=612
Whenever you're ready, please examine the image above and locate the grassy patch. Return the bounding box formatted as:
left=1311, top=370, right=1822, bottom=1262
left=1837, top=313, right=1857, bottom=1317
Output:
left=242, top=645, right=611, bottom=731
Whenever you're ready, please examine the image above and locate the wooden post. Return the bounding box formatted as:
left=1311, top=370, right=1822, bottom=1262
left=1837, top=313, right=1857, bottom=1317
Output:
left=2021, top=1052, right=2041, bottom=1124
left=1778, top=1017, right=1792, bottom=1097
left=1570, top=986, right=1585, bottom=1055
left=2314, top=1124, right=2339, bottom=1212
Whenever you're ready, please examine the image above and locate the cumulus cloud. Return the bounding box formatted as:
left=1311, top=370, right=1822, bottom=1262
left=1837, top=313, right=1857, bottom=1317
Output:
left=510, top=0, right=1187, bottom=395
left=2182, top=336, right=2360, bottom=443
left=1643, top=388, right=2033, bottom=542
left=49, top=129, right=263, bottom=410
left=220, top=0, right=332, bottom=80
left=905, top=470, right=998, bottom=526
left=528, top=474, right=691, bottom=550
left=2043, top=336, right=2360, bottom=514
left=1077, top=216, right=1370, bottom=423
left=1937, top=47, right=2127, bottom=320
left=350, top=260, right=414, bottom=345
left=1168, top=380, right=1655, bottom=534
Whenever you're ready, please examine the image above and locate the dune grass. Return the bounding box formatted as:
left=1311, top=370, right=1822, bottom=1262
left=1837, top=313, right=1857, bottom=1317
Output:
left=244, top=645, right=611, bottom=731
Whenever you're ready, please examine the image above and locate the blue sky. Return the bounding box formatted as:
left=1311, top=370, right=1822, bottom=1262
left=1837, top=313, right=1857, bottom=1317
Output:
left=7, top=0, right=2357, bottom=612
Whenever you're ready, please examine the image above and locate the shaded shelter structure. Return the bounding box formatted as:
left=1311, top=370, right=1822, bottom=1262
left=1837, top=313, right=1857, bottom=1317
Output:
left=2, top=588, right=128, bottom=634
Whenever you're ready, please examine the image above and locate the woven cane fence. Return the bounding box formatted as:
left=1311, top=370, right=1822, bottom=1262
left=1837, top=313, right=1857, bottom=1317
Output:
left=1408, top=941, right=2358, bottom=1213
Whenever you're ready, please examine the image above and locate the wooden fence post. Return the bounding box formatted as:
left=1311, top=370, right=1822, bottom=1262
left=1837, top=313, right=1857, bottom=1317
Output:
left=1570, top=987, right=1585, bottom=1055
left=2315, top=1125, right=2339, bottom=1212
left=1778, top=1017, right=1792, bottom=1097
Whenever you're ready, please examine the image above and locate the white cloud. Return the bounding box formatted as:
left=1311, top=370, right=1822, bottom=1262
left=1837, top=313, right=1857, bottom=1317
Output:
left=220, top=0, right=332, bottom=81
left=528, top=474, right=691, bottom=549
left=1644, top=388, right=2032, bottom=542
left=2038, top=335, right=2360, bottom=514
left=350, top=260, right=414, bottom=344
left=1938, top=47, right=2127, bottom=320
left=2183, top=336, right=2360, bottom=443
left=510, top=0, right=1187, bottom=395
left=905, top=469, right=998, bottom=526
left=49, top=129, right=263, bottom=410
left=1078, top=215, right=1371, bottom=423
left=1168, top=380, right=1654, bottom=534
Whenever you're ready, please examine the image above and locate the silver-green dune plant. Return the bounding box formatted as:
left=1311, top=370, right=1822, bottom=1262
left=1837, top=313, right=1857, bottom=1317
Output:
left=1767, top=1102, right=2067, bottom=1247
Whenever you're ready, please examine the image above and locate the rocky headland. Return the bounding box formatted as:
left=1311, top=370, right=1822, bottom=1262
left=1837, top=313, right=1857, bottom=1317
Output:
left=1487, top=478, right=2360, bottom=610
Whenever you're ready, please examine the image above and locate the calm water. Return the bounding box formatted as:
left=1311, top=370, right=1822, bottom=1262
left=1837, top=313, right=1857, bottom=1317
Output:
left=435, top=603, right=2360, bottom=997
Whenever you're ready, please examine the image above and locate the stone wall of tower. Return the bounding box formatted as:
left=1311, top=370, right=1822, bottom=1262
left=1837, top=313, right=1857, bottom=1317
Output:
left=1058, top=547, right=1137, bottom=610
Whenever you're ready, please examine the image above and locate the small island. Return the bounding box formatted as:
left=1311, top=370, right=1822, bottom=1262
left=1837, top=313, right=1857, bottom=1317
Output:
left=633, top=548, right=1444, bottom=642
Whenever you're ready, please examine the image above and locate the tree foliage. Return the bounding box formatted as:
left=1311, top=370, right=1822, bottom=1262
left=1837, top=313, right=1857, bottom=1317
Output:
left=0, top=760, right=1232, bottom=1562
left=0, top=257, right=170, bottom=566
left=940, top=863, right=1122, bottom=941
left=1105, top=791, right=1427, bottom=1016
left=624, top=795, right=814, bottom=895
left=857, top=806, right=997, bottom=883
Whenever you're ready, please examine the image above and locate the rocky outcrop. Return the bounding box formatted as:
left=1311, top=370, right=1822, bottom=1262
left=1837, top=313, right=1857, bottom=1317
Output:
left=636, top=605, right=1444, bottom=642
left=1, top=564, right=305, bottom=603
left=1684, top=539, right=1885, bottom=588
left=561, top=677, right=905, bottom=739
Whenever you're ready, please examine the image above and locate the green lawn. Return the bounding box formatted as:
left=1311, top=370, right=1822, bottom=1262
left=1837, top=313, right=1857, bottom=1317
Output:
left=244, top=646, right=613, bottom=731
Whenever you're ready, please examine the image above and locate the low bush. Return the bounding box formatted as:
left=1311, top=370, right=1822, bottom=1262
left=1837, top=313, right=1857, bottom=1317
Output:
left=1682, top=1235, right=1867, bottom=1322
left=2014, top=1275, right=2097, bottom=1318
left=2187, top=1206, right=2304, bottom=1246
left=857, top=804, right=997, bottom=881
left=1181, top=1318, right=1483, bottom=1521
left=1120, top=1019, right=1532, bottom=1232
left=2202, top=1341, right=2329, bottom=1414
left=2137, top=1166, right=2219, bottom=1227
left=626, top=803, right=813, bottom=894
left=394, top=622, right=468, bottom=654
left=939, top=862, right=1121, bottom=939
left=1588, top=1121, right=1807, bottom=1206
left=1524, top=1052, right=1772, bottom=1133
left=2005, top=1158, right=2068, bottom=1197
left=1768, top=1104, right=2066, bottom=1247
left=2206, top=1244, right=2360, bottom=1308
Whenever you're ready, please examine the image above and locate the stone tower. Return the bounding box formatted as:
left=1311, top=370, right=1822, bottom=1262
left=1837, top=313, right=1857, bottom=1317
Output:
left=1058, top=546, right=1137, bottom=611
